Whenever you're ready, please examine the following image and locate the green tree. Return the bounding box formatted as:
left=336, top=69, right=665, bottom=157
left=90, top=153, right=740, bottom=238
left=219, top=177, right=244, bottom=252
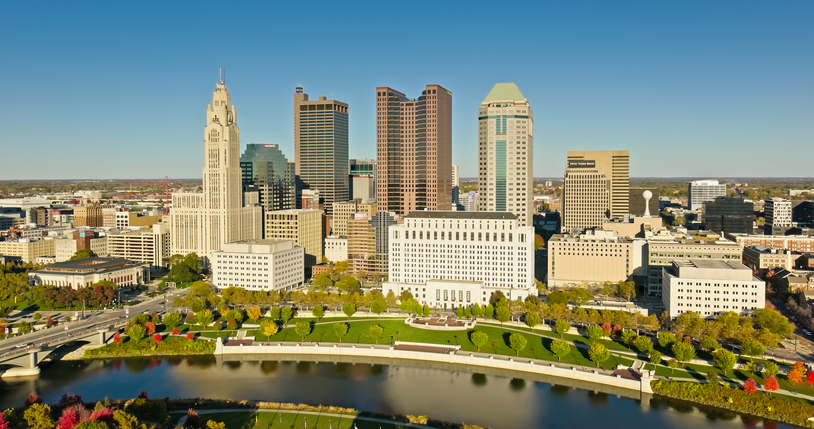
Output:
left=246, top=306, right=262, bottom=322
left=586, top=325, right=604, bottom=343
left=113, top=410, right=141, bottom=429
left=485, top=304, right=494, bottom=318
left=260, top=319, right=278, bottom=340
left=470, top=330, right=488, bottom=352
left=712, top=349, right=737, bottom=376
left=672, top=341, right=697, bottom=366
left=471, top=303, right=483, bottom=318
left=674, top=311, right=705, bottom=338
left=550, top=339, right=571, bottom=361
left=740, top=339, right=765, bottom=362
left=456, top=306, right=464, bottom=318
left=525, top=312, right=540, bottom=330
left=334, top=260, right=348, bottom=273
left=371, top=300, right=387, bottom=317
left=312, top=305, right=324, bottom=321
left=183, top=252, right=202, bottom=274
left=547, top=291, right=569, bottom=305
left=509, top=332, right=527, bottom=356
left=495, top=306, right=511, bottom=325
left=69, top=249, right=97, bottom=261
left=621, top=330, right=637, bottom=345
left=422, top=303, right=430, bottom=317
left=196, top=309, right=214, bottom=327
left=270, top=306, right=281, bottom=321
left=127, top=324, right=146, bottom=342
left=555, top=319, right=570, bottom=338
left=23, top=403, right=54, bottom=429
left=369, top=324, right=384, bottom=344
left=672, top=215, right=685, bottom=226
left=633, top=335, right=653, bottom=354
left=762, top=361, right=779, bottom=378
left=334, top=322, right=349, bottom=342
left=588, top=343, right=610, bottom=367
left=18, top=321, right=33, bottom=334
left=312, top=273, right=333, bottom=289
left=700, top=335, right=720, bottom=352
left=658, top=331, right=676, bottom=348
left=162, top=312, right=181, bottom=330
left=343, top=302, right=357, bottom=319
left=649, top=350, right=662, bottom=366
left=706, top=371, right=720, bottom=385
left=281, top=307, right=295, bottom=325
left=752, top=308, right=793, bottom=338
left=295, top=321, right=311, bottom=341
left=618, top=281, right=636, bottom=301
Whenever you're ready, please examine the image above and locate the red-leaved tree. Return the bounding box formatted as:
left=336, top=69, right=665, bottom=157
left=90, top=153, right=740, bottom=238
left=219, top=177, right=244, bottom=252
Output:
left=56, top=407, right=79, bottom=429
left=186, top=333, right=194, bottom=341
left=145, top=322, right=156, bottom=335
left=88, top=408, right=114, bottom=422
left=112, top=332, right=121, bottom=345
left=743, top=379, right=758, bottom=394
left=0, top=411, right=10, bottom=429
left=601, top=322, right=612, bottom=337
left=171, top=328, right=180, bottom=336
left=24, top=392, right=42, bottom=406
left=763, top=376, right=779, bottom=394
left=807, top=370, right=814, bottom=384
left=138, top=391, right=149, bottom=399
left=153, top=334, right=162, bottom=342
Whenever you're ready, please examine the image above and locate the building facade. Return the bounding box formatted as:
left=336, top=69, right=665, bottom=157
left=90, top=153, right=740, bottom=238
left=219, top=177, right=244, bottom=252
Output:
left=765, top=197, right=793, bottom=234
left=264, top=209, right=322, bottom=267
left=728, top=233, right=814, bottom=253
left=477, top=83, right=533, bottom=226
left=704, top=197, right=753, bottom=235
left=294, top=87, right=349, bottom=215
left=107, top=224, right=171, bottom=268
left=688, top=180, right=727, bottom=210
left=240, top=143, right=296, bottom=214
left=29, top=258, right=149, bottom=290
left=383, top=212, right=536, bottom=307
left=171, top=73, right=263, bottom=259
left=349, top=158, right=375, bottom=203
left=742, top=245, right=796, bottom=277
left=211, top=239, right=304, bottom=291
left=562, top=150, right=629, bottom=233
left=662, top=259, right=764, bottom=318
left=646, top=239, right=743, bottom=296
left=376, top=85, right=452, bottom=215
left=0, top=238, right=56, bottom=263
left=324, top=236, right=348, bottom=263
left=547, top=229, right=645, bottom=288
left=73, top=205, right=103, bottom=227
left=347, top=212, right=399, bottom=279
left=331, top=200, right=377, bottom=237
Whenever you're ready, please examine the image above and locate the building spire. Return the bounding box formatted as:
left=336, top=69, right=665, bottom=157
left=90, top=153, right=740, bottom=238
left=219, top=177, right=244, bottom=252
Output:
left=219, top=68, right=225, bottom=85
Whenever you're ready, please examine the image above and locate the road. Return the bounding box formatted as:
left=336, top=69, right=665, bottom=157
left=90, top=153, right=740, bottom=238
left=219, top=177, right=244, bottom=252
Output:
left=0, top=288, right=190, bottom=357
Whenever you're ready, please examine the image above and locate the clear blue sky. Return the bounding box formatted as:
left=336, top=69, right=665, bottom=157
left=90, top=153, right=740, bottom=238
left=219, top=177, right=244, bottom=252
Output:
left=1, top=1, right=812, bottom=180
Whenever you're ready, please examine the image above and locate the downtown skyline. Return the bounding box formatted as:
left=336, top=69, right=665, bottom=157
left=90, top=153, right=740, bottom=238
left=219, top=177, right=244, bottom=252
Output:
left=1, top=1, right=812, bottom=180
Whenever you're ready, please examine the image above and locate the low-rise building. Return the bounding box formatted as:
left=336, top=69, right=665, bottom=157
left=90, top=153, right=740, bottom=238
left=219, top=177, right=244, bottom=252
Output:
left=383, top=211, right=536, bottom=308
left=331, top=200, right=376, bottom=237
left=211, top=239, right=304, bottom=291
left=727, top=233, right=814, bottom=253
left=662, top=259, right=764, bottom=318
left=324, top=236, right=348, bottom=263
left=106, top=224, right=171, bottom=268
left=0, top=238, right=56, bottom=263
left=547, top=229, right=645, bottom=288
left=742, top=245, right=797, bottom=277
left=28, top=257, right=149, bottom=289
left=646, top=236, right=742, bottom=296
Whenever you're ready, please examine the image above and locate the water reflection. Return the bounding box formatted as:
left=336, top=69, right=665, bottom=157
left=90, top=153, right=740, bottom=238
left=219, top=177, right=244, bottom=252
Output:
left=550, top=384, right=570, bottom=396
left=509, top=378, right=526, bottom=391
left=260, top=361, right=277, bottom=375
left=587, top=391, right=608, bottom=406
left=471, top=373, right=487, bottom=386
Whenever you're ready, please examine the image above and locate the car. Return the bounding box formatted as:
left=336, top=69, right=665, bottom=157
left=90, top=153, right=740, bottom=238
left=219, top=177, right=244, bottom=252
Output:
left=15, top=343, right=31, bottom=348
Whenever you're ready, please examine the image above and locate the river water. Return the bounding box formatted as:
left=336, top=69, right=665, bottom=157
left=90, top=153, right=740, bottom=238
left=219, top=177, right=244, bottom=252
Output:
left=0, top=355, right=794, bottom=428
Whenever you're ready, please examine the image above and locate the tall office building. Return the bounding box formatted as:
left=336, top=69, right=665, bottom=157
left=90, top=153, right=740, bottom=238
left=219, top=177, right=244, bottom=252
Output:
left=171, top=71, right=263, bottom=258
left=687, top=180, right=727, bottom=210
left=376, top=85, right=452, bottom=215
left=561, top=150, right=629, bottom=233
left=240, top=143, right=296, bottom=213
left=477, top=83, right=533, bottom=226
left=293, top=87, right=348, bottom=215
left=765, top=197, right=793, bottom=235
left=704, top=196, right=753, bottom=235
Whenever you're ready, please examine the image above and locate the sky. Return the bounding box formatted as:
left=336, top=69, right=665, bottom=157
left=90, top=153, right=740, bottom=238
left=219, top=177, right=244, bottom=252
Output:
left=1, top=1, right=812, bottom=180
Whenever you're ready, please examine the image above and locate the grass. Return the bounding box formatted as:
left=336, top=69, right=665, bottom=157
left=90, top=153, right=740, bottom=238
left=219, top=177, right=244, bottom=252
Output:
left=173, top=411, right=419, bottom=429
left=84, top=335, right=215, bottom=358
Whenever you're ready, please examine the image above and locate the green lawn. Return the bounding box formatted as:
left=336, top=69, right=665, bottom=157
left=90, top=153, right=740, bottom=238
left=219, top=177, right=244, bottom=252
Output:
left=175, top=410, right=437, bottom=429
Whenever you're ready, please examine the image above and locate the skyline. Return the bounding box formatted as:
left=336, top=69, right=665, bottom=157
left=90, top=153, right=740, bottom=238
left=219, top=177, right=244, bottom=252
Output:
left=1, top=1, right=812, bottom=180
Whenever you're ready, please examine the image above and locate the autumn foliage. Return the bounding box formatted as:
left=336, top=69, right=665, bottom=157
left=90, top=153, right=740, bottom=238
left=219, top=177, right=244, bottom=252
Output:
left=113, top=332, right=121, bottom=344
left=763, top=376, right=779, bottom=393
left=743, top=379, right=758, bottom=393
left=153, top=334, right=162, bottom=342
left=145, top=322, right=156, bottom=335
left=807, top=370, right=814, bottom=384
left=186, top=333, right=194, bottom=340
left=171, top=328, right=181, bottom=336
left=788, top=362, right=805, bottom=384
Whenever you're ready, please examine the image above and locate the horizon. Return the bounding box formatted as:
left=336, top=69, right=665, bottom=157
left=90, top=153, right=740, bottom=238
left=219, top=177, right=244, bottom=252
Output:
left=1, top=1, right=812, bottom=180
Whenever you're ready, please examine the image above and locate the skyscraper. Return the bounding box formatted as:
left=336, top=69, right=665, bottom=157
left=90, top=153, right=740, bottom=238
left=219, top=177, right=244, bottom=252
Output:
left=561, top=150, right=629, bottom=233
left=704, top=196, right=753, bottom=234
left=171, top=71, right=263, bottom=258
left=687, top=180, right=727, bottom=210
left=294, top=87, right=349, bottom=215
left=376, top=85, right=452, bottom=215
left=240, top=143, right=296, bottom=213
left=477, top=83, right=533, bottom=226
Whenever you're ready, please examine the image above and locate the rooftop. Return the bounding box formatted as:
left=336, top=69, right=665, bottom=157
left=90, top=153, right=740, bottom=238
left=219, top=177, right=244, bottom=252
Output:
left=405, top=211, right=517, bottom=220
left=672, top=259, right=750, bottom=271
left=36, top=257, right=140, bottom=273
left=482, top=83, right=526, bottom=103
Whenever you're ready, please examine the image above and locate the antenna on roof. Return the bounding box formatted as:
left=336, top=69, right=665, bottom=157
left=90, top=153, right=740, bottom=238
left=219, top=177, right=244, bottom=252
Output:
left=219, top=68, right=225, bottom=85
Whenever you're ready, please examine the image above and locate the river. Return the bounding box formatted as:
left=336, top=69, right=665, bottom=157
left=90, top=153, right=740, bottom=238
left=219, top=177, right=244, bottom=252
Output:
left=0, top=355, right=794, bottom=429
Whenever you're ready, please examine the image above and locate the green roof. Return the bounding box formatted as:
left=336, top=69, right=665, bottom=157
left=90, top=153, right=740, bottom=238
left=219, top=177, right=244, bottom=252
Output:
left=482, top=83, right=526, bottom=103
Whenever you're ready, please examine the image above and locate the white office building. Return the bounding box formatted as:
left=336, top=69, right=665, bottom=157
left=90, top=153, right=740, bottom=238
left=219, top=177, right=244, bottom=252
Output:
left=211, top=239, right=304, bottom=291
left=688, top=180, right=727, bottom=210
left=662, top=259, right=764, bottom=318
left=324, top=235, right=348, bottom=263
left=765, top=198, right=793, bottom=228
left=383, top=211, right=536, bottom=308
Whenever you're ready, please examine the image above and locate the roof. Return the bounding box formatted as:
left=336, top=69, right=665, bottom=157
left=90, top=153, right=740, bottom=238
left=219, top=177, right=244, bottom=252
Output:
left=405, top=211, right=517, bottom=220
left=35, top=257, right=141, bottom=273
left=482, top=83, right=526, bottom=103
left=672, top=259, right=750, bottom=271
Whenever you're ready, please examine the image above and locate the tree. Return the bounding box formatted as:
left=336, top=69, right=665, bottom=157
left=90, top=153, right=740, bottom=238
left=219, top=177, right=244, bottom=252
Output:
left=206, top=421, right=226, bottom=429
left=183, top=253, right=202, bottom=274
left=568, top=288, right=594, bottom=307
left=550, top=339, right=571, bottom=361
left=485, top=304, right=494, bottom=318
left=712, top=349, right=737, bottom=376
left=334, top=260, right=348, bottom=273
left=281, top=307, right=295, bottom=325
left=586, top=325, right=604, bottom=343
left=145, top=322, right=156, bottom=335
left=246, top=306, right=262, bottom=322
left=113, top=331, right=122, bottom=345
left=422, top=303, right=430, bottom=317
left=672, top=215, right=685, bottom=226
left=494, top=306, right=511, bottom=325
left=588, top=343, right=610, bottom=367
left=342, top=302, right=357, bottom=319
left=24, top=404, right=54, bottom=429
left=633, top=335, right=653, bottom=354
left=269, top=306, right=281, bottom=321
left=763, top=361, right=779, bottom=378
left=470, top=331, right=488, bottom=352
left=807, top=370, right=814, bottom=385
left=525, top=312, right=540, bottom=330
left=763, top=376, right=779, bottom=395
left=657, top=331, right=676, bottom=348
left=546, top=291, right=569, bottom=305
left=295, top=321, right=311, bottom=341
left=70, top=249, right=98, bottom=261
left=196, top=309, right=214, bottom=327
left=369, top=324, right=384, bottom=344
left=163, top=312, right=181, bottom=330
left=471, top=303, right=483, bottom=318
left=371, top=300, right=386, bottom=317
left=700, top=336, right=720, bottom=352
left=618, top=281, right=636, bottom=301
left=260, top=319, right=278, bottom=340
left=621, top=330, right=637, bottom=346
left=171, top=328, right=180, bottom=336
left=334, top=322, right=349, bottom=342
left=752, top=308, right=793, bottom=338
left=674, top=311, right=705, bottom=338
left=740, top=339, right=765, bottom=362
left=788, top=362, right=806, bottom=384
left=554, top=319, right=570, bottom=338
left=743, top=379, right=758, bottom=394
left=706, top=371, right=720, bottom=385
left=672, top=341, right=696, bottom=366
left=153, top=334, right=162, bottom=342
left=128, top=324, right=146, bottom=342
left=650, top=350, right=662, bottom=366
left=509, top=332, right=527, bottom=356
